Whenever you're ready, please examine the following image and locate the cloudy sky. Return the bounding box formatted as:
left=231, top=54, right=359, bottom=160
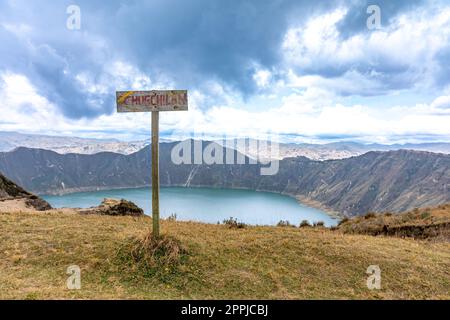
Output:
left=0, top=0, right=450, bottom=143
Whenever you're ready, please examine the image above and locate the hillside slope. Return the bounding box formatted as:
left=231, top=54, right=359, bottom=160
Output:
left=0, top=209, right=448, bottom=299
left=0, top=144, right=449, bottom=216
left=339, top=203, right=450, bottom=240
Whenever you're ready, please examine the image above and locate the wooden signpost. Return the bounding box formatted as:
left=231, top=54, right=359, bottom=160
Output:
left=116, top=90, right=188, bottom=237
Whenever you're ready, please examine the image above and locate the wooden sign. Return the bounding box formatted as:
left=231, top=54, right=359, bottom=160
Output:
left=116, top=89, right=188, bottom=238
left=116, top=90, right=188, bottom=112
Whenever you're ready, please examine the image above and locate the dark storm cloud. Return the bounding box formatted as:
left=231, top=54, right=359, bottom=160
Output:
left=0, top=0, right=115, bottom=118
left=0, top=0, right=337, bottom=118
left=0, top=0, right=448, bottom=119
left=92, top=0, right=335, bottom=94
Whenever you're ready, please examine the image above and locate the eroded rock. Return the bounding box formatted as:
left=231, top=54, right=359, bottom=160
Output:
left=24, top=195, right=52, bottom=211
left=79, top=198, right=144, bottom=216
left=0, top=173, right=52, bottom=211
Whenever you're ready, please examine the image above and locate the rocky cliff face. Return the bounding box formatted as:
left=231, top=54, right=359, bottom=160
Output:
left=0, top=173, right=52, bottom=211
left=0, top=142, right=448, bottom=216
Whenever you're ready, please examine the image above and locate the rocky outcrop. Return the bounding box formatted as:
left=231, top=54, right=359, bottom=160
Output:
left=0, top=172, right=30, bottom=199
left=0, top=173, right=52, bottom=211
left=79, top=198, right=144, bottom=216
left=23, top=195, right=52, bottom=211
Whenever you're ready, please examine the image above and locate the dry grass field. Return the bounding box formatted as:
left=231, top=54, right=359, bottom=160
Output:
left=0, top=207, right=449, bottom=300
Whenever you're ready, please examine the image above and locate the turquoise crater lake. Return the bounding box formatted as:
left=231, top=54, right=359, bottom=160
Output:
left=42, top=187, right=338, bottom=227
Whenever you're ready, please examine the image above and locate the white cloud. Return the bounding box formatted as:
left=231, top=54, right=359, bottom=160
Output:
left=283, top=8, right=349, bottom=67
left=253, top=68, right=272, bottom=88
left=431, top=95, right=450, bottom=109
left=282, top=5, right=450, bottom=94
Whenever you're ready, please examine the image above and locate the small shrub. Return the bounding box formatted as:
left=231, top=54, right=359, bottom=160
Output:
left=421, top=211, right=431, bottom=219
left=401, top=214, right=413, bottom=223
left=277, top=220, right=295, bottom=227
left=384, top=212, right=393, bottom=217
left=134, top=234, right=185, bottom=266
left=167, top=213, right=177, bottom=221
left=223, top=217, right=246, bottom=229
left=338, top=217, right=349, bottom=226
left=299, top=220, right=311, bottom=228
left=116, top=233, right=191, bottom=285
left=313, top=221, right=325, bottom=227
left=364, top=212, right=376, bottom=219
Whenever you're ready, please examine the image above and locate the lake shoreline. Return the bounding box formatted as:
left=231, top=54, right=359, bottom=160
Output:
left=292, top=195, right=343, bottom=220
left=39, top=184, right=342, bottom=222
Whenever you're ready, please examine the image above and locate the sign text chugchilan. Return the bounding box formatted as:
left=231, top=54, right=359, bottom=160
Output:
left=116, top=90, right=188, bottom=112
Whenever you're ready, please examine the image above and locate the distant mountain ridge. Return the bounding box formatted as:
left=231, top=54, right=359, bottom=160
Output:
left=0, top=142, right=448, bottom=216
left=0, top=131, right=149, bottom=155
left=1, top=131, right=450, bottom=160
left=218, top=139, right=450, bottom=161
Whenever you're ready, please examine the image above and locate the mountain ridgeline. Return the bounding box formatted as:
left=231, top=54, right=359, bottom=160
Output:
left=0, top=141, right=449, bottom=216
